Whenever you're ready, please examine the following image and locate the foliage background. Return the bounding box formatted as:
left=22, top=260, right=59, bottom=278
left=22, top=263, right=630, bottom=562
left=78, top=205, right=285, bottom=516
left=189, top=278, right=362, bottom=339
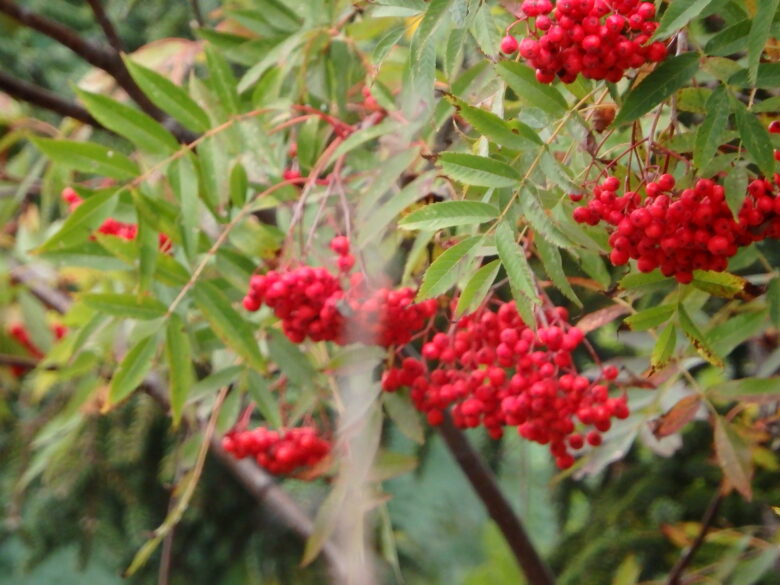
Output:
left=0, top=0, right=779, bottom=584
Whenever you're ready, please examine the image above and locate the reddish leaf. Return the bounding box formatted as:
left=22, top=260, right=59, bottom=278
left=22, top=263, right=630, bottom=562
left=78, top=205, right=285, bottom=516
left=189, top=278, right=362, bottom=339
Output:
left=650, top=395, right=701, bottom=438
left=713, top=416, right=753, bottom=500
left=576, top=305, right=631, bottom=334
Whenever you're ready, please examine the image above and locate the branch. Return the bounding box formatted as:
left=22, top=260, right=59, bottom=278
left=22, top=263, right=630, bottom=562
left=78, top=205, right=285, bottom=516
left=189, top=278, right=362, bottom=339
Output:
left=437, top=413, right=557, bottom=585
left=85, top=0, right=125, bottom=54
left=0, top=69, right=101, bottom=128
left=0, top=0, right=197, bottom=144
left=10, top=265, right=73, bottom=314
left=666, top=491, right=723, bottom=585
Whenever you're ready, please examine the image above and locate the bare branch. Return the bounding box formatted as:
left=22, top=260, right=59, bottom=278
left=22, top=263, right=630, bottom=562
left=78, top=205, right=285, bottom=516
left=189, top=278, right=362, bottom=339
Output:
left=85, top=0, right=125, bottom=54
left=0, top=69, right=101, bottom=128
left=438, top=413, right=557, bottom=585
left=666, top=491, right=723, bottom=585
left=0, top=0, right=197, bottom=144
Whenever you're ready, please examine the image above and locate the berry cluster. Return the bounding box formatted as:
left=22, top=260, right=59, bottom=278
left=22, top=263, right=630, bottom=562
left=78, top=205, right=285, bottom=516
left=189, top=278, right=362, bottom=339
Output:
left=382, top=301, right=627, bottom=469
left=502, top=0, right=666, bottom=84
left=222, top=426, right=330, bottom=476
left=242, top=237, right=436, bottom=347
left=573, top=174, right=780, bottom=283
left=7, top=323, right=67, bottom=377
left=62, top=187, right=171, bottom=250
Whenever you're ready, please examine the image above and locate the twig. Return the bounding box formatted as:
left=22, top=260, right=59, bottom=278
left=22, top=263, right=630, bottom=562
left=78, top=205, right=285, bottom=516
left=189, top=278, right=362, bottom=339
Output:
left=437, top=413, right=556, bottom=585
left=10, top=264, right=72, bottom=314
left=188, top=0, right=205, bottom=27
left=666, top=491, right=723, bottom=585
left=0, top=70, right=101, bottom=128
left=0, top=0, right=197, bottom=144
left=85, top=0, right=125, bottom=54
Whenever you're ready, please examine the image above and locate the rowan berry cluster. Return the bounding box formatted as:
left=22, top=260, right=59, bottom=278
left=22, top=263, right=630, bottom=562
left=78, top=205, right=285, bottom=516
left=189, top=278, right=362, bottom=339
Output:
left=7, top=323, right=67, bottom=377
left=242, top=237, right=436, bottom=347
left=381, top=300, right=627, bottom=469
left=222, top=426, right=330, bottom=476
left=573, top=174, right=780, bottom=283
left=62, top=187, right=171, bottom=250
left=502, top=0, right=666, bottom=83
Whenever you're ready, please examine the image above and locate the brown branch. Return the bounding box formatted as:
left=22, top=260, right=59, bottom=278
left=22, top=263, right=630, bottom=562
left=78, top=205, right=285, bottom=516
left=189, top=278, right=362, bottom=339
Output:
left=666, top=491, right=723, bottom=585
left=0, top=0, right=197, bottom=144
left=438, top=413, right=557, bottom=585
left=10, top=265, right=73, bottom=314
left=85, top=0, right=125, bottom=54
left=0, top=354, right=39, bottom=369
left=0, top=69, right=101, bottom=128
left=188, top=0, right=205, bottom=27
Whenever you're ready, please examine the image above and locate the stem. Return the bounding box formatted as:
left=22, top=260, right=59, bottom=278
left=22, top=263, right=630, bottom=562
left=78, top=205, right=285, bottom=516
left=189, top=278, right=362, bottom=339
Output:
left=666, top=491, right=723, bottom=585
left=85, top=0, right=125, bottom=54
left=0, top=70, right=101, bottom=127
left=437, top=413, right=556, bottom=585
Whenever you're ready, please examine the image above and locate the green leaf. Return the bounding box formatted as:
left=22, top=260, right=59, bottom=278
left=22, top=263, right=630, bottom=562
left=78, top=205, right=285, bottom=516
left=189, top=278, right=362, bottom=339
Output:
left=246, top=370, right=282, bottom=428
left=690, top=270, right=749, bottom=299
left=653, top=0, right=716, bottom=40
left=728, top=63, right=780, bottom=88
left=191, top=365, right=245, bottom=398
left=193, top=282, right=265, bottom=370
left=611, top=554, right=641, bottom=585
left=713, top=415, right=753, bottom=500
left=709, top=377, right=780, bottom=403
left=383, top=392, right=425, bottom=444
left=438, top=152, right=520, bottom=188
left=747, top=0, right=780, bottom=86
left=410, top=0, right=454, bottom=61
left=33, top=138, right=139, bottom=180
left=613, top=53, right=700, bottom=125
left=519, top=189, right=572, bottom=248
left=624, top=304, right=676, bottom=331
left=769, top=277, right=780, bottom=329
left=205, top=44, right=239, bottom=116
left=370, top=450, right=419, bottom=482
left=724, top=164, right=748, bottom=218
left=535, top=238, right=580, bottom=307
left=705, top=19, right=751, bottom=56
left=267, top=328, right=316, bottom=387
left=166, top=314, right=193, bottom=427
left=40, top=188, right=120, bottom=251
left=496, top=61, right=567, bottom=116
left=677, top=304, right=724, bottom=367
left=693, top=86, right=731, bottom=171
left=445, top=95, right=541, bottom=150
left=81, top=293, right=167, bottom=320
left=168, top=153, right=200, bottom=260
left=108, top=334, right=158, bottom=405
left=734, top=99, right=775, bottom=177
left=229, top=161, right=248, bottom=208
left=123, top=58, right=210, bottom=133
left=75, top=89, right=178, bottom=155
left=651, top=324, right=677, bottom=370
left=455, top=259, right=501, bottom=317
left=417, top=236, right=482, bottom=300
left=399, top=200, right=499, bottom=230
left=496, top=221, right=538, bottom=327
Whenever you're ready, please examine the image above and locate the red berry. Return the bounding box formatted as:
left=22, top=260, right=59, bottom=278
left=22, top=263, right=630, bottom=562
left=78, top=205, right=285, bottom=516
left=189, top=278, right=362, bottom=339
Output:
left=501, top=35, right=519, bottom=54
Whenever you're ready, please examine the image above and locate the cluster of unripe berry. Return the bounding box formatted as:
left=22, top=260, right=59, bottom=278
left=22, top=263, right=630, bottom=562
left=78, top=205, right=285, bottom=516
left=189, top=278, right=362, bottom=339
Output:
left=61, top=187, right=171, bottom=250
left=381, top=301, right=627, bottom=470
left=501, top=0, right=666, bottom=83
left=242, top=237, right=436, bottom=347
left=7, top=323, right=67, bottom=377
left=572, top=174, right=780, bottom=283
left=222, top=426, right=330, bottom=476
